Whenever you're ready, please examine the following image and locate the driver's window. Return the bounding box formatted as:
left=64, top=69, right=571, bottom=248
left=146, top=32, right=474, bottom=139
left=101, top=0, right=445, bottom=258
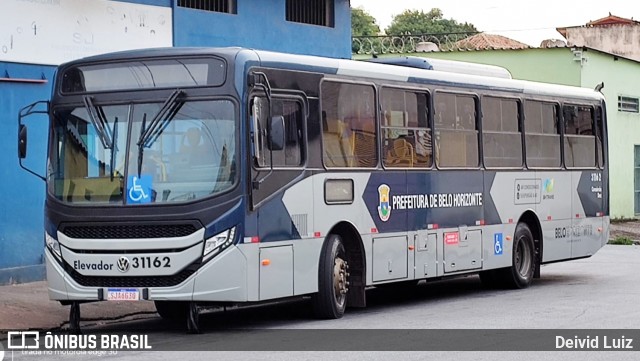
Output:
left=251, top=96, right=304, bottom=168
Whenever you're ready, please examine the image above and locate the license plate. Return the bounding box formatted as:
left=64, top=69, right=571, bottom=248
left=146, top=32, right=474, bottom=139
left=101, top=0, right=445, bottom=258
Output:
left=106, top=288, right=140, bottom=301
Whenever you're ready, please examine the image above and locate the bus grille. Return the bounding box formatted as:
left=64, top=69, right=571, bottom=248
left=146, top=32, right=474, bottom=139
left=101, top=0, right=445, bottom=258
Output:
left=61, top=224, right=198, bottom=239
left=65, top=266, right=196, bottom=288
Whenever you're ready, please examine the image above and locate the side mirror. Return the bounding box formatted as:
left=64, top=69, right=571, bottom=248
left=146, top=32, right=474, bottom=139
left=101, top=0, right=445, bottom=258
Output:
left=269, top=115, right=285, bottom=151
left=18, top=124, right=28, bottom=159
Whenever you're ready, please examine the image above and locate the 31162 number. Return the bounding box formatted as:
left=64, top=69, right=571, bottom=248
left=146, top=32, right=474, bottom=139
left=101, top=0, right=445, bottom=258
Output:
left=132, top=256, right=171, bottom=269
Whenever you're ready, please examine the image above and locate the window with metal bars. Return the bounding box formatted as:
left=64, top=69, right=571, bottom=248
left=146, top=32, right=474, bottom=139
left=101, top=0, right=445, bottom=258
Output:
left=177, top=0, right=236, bottom=14
left=618, top=95, right=639, bottom=113
left=286, top=0, right=334, bottom=27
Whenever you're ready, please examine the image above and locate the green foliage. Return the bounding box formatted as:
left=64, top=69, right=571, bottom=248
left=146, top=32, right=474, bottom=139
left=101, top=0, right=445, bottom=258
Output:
left=351, top=7, right=380, bottom=37
left=609, top=236, right=635, bottom=245
left=385, top=8, right=478, bottom=35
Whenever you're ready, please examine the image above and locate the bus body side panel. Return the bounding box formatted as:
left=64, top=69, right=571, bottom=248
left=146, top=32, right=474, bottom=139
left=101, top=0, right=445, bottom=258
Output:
left=571, top=170, right=606, bottom=258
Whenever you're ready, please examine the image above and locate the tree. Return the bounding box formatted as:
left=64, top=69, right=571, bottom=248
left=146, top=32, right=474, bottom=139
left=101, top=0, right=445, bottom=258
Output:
left=351, top=7, right=380, bottom=37
left=385, top=8, right=477, bottom=35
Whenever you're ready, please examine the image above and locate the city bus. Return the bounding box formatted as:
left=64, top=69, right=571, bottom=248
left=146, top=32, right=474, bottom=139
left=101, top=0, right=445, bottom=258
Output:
left=18, top=47, right=609, bottom=333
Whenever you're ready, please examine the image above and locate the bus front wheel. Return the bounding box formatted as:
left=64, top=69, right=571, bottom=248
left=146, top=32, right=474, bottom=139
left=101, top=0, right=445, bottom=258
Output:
left=312, top=234, right=349, bottom=319
left=499, top=222, right=536, bottom=289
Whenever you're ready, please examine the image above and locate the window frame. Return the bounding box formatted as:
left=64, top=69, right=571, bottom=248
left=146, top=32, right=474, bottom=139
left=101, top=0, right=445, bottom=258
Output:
left=379, top=85, right=433, bottom=170
left=320, top=78, right=379, bottom=170
left=481, top=95, right=524, bottom=170
left=285, top=0, right=335, bottom=27
left=433, top=90, right=481, bottom=170
left=561, top=103, right=598, bottom=170
left=523, top=99, right=562, bottom=169
left=618, top=95, right=639, bottom=113
left=250, top=92, right=308, bottom=171
left=177, top=0, right=237, bottom=14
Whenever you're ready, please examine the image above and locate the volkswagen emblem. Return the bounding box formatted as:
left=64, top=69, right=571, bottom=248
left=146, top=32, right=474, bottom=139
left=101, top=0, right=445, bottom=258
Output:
left=117, top=256, right=130, bottom=273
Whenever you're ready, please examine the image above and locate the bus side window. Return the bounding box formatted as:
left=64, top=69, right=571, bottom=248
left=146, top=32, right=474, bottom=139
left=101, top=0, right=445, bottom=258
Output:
left=435, top=93, right=478, bottom=168
left=381, top=88, right=432, bottom=168
left=563, top=104, right=597, bottom=168
left=482, top=96, right=522, bottom=168
left=321, top=81, right=377, bottom=168
left=525, top=101, right=561, bottom=168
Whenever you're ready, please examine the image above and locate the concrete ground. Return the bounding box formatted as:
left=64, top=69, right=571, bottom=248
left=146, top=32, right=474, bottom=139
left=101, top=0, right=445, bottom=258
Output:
left=0, top=281, right=156, bottom=332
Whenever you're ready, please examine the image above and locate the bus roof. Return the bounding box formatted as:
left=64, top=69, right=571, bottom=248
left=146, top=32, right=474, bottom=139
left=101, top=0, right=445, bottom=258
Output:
left=59, top=47, right=604, bottom=103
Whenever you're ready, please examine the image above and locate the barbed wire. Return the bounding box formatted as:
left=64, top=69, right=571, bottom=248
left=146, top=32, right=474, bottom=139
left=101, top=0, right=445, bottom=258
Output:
left=352, top=32, right=481, bottom=55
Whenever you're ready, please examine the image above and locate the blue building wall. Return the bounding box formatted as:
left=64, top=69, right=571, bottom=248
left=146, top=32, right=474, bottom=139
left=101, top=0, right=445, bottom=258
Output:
left=0, top=63, right=54, bottom=284
left=173, top=0, right=352, bottom=58
left=0, top=0, right=351, bottom=284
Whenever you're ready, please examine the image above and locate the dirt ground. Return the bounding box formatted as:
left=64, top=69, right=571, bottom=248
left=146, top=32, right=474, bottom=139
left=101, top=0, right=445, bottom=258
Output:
left=609, top=220, right=640, bottom=243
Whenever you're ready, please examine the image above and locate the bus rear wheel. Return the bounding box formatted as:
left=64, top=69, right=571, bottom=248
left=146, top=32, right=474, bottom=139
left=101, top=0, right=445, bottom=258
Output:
left=498, top=222, right=536, bottom=289
left=155, top=301, right=189, bottom=322
left=312, top=234, right=349, bottom=319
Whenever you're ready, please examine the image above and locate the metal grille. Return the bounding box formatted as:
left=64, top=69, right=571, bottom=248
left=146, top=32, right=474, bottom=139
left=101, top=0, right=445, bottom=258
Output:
left=61, top=224, right=198, bottom=239
left=618, top=96, right=639, bottom=113
left=177, top=0, right=236, bottom=14
left=291, top=214, right=308, bottom=236
left=286, top=0, right=333, bottom=27
left=65, top=265, right=196, bottom=288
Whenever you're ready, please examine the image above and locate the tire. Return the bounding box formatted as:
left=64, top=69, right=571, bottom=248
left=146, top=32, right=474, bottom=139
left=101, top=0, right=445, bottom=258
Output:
left=155, top=301, right=189, bottom=322
left=312, top=234, right=348, bottom=319
left=497, top=222, right=536, bottom=289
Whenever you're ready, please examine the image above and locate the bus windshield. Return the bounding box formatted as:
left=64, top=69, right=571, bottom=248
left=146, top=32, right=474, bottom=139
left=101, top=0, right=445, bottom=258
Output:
left=49, top=99, right=236, bottom=204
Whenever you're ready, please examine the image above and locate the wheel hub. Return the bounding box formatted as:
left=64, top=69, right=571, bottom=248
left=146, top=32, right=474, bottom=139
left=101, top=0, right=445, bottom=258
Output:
left=333, top=257, right=349, bottom=305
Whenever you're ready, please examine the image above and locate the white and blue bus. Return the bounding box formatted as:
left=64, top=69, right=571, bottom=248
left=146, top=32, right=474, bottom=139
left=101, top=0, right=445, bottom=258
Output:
left=18, top=48, right=609, bottom=332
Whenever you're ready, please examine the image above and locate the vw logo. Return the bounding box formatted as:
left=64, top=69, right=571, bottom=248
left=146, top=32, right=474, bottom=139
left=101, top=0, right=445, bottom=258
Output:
left=117, top=256, right=130, bottom=273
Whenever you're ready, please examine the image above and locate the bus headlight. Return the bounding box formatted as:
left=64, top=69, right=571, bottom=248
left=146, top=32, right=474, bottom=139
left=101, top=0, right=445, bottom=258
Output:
left=203, top=227, right=236, bottom=261
left=45, top=232, right=62, bottom=260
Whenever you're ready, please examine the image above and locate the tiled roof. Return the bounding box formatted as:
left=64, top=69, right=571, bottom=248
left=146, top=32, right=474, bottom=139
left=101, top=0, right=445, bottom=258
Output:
left=454, top=33, right=530, bottom=50
left=557, top=14, right=640, bottom=38
left=586, top=14, right=639, bottom=26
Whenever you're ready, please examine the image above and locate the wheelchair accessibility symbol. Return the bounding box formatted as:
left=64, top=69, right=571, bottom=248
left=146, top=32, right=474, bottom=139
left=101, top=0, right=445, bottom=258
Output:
left=494, top=233, right=503, bottom=255
left=127, top=175, right=152, bottom=204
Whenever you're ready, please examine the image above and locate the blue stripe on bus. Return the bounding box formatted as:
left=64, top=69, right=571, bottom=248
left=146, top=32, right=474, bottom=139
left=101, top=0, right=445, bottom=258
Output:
left=364, top=171, right=496, bottom=232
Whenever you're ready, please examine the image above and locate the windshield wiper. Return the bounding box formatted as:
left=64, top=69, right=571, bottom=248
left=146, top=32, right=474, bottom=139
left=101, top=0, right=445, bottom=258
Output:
left=83, top=96, right=119, bottom=180
left=83, top=95, right=113, bottom=149
left=137, top=89, right=184, bottom=148
left=136, top=89, right=184, bottom=177
left=109, top=117, right=118, bottom=181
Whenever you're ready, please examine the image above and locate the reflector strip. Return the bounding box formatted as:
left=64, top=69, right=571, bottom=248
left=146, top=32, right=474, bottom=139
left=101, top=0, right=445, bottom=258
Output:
left=547, top=216, right=552, bottom=221
left=314, top=232, right=321, bottom=238
left=428, top=224, right=439, bottom=229
left=251, top=236, right=260, bottom=243
left=371, top=228, right=378, bottom=233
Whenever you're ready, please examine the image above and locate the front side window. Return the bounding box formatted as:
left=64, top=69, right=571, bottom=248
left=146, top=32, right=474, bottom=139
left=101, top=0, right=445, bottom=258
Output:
left=321, top=82, right=377, bottom=168
left=50, top=99, right=236, bottom=204
left=252, top=97, right=304, bottom=168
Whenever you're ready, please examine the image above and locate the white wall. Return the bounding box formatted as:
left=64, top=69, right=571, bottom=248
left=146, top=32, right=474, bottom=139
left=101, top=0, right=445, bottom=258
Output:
left=0, top=0, right=172, bottom=66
